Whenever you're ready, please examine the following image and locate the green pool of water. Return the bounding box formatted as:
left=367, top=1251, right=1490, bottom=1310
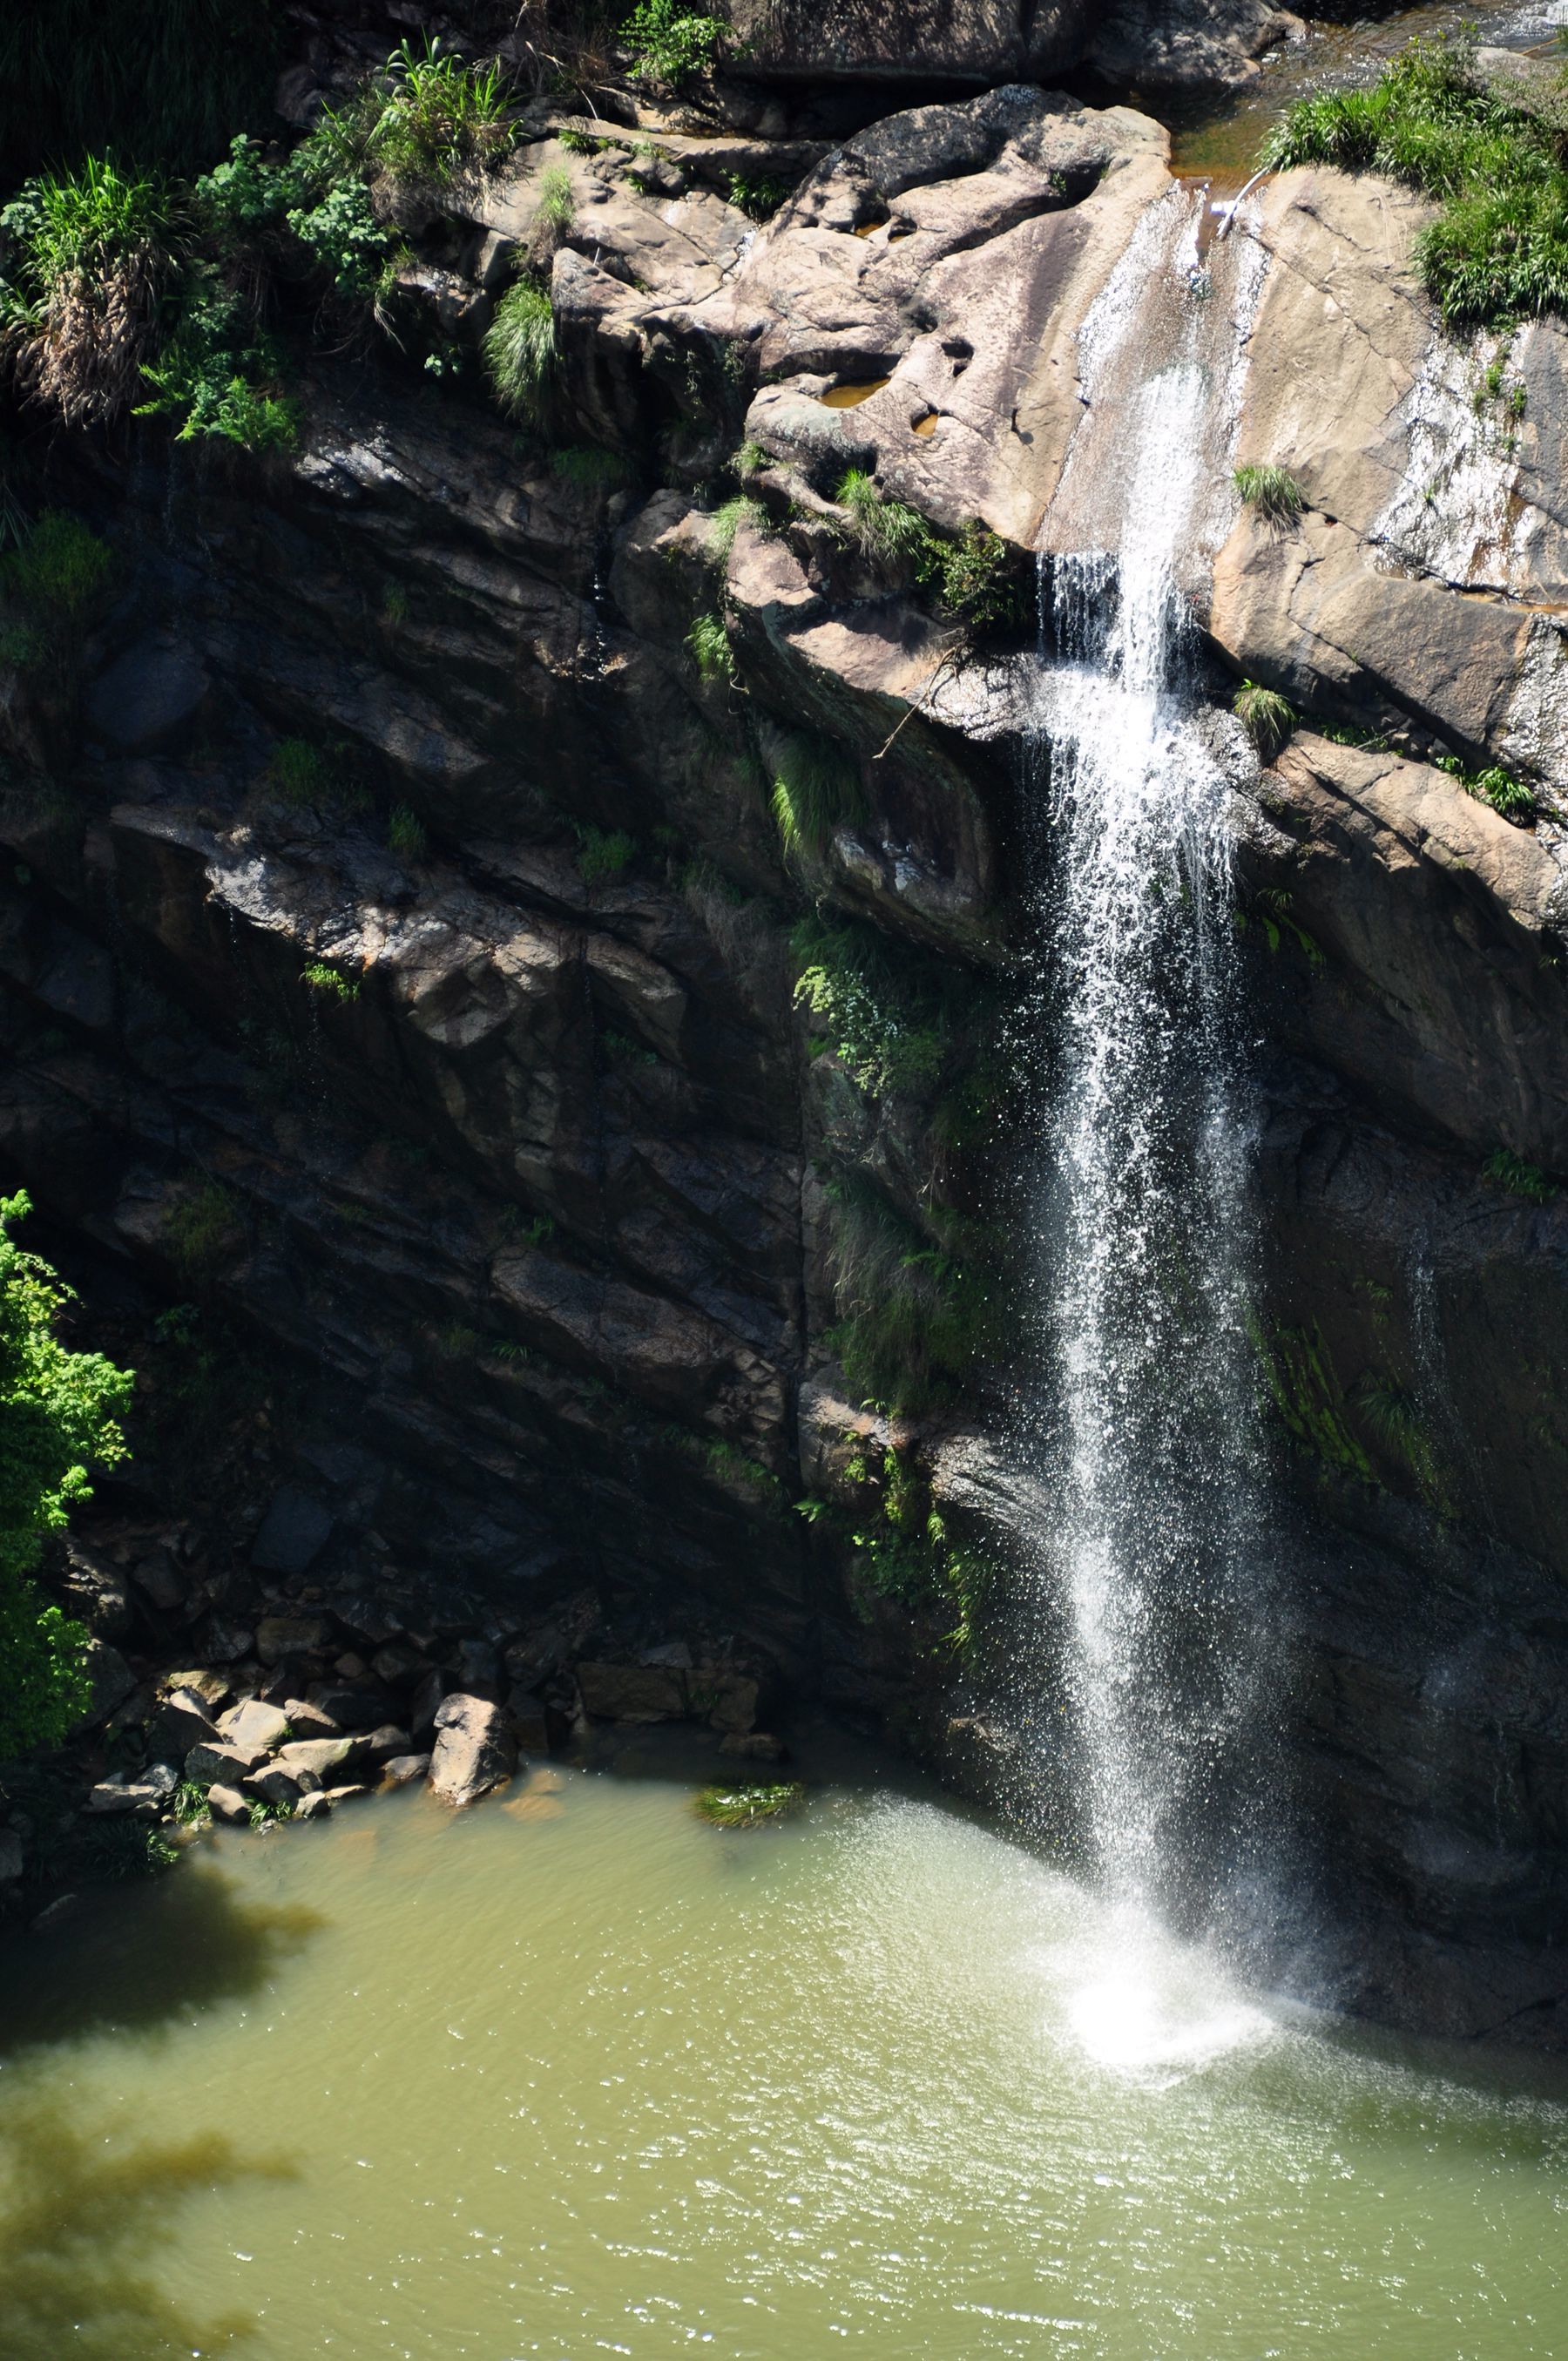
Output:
left=1167, top=2, right=1567, bottom=179
left=2, top=1749, right=1565, bottom=2359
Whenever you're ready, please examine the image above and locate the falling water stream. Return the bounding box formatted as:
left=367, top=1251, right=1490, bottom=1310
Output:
left=1009, top=189, right=1281, bottom=2058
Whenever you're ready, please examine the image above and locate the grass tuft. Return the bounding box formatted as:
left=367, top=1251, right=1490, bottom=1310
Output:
left=1434, top=750, right=1537, bottom=826
left=483, top=279, right=557, bottom=424
left=1234, top=680, right=1297, bottom=761
left=1233, top=463, right=1304, bottom=531
left=686, top=610, right=734, bottom=680
left=1484, top=1147, right=1557, bottom=1201
left=767, top=728, right=864, bottom=862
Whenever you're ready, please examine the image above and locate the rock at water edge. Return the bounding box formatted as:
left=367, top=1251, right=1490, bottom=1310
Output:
left=428, top=1694, right=517, bottom=1807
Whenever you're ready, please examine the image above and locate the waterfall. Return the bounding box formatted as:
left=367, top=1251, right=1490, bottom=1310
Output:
left=1014, top=193, right=1277, bottom=1996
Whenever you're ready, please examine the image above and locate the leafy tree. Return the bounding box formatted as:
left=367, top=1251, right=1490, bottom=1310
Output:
left=0, top=1192, right=133, bottom=1758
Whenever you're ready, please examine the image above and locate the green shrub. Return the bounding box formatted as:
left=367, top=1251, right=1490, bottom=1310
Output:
left=576, top=823, right=636, bottom=883
left=768, top=728, right=864, bottom=861
left=694, top=1781, right=802, bottom=1827
left=791, top=916, right=946, bottom=1096
left=726, top=173, right=789, bottom=221
left=0, top=1192, right=129, bottom=1761
left=166, top=1179, right=241, bottom=1276
left=623, top=0, right=730, bottom=87
left=136, top=273, right=297, bottom=452
left=1484, top=1146, right=1556, bottom=1201
left=287, top=177, right=396, bottom=303
left=1, top=158, right=172, bottom=427
left=1234, top=884, right=1322, bottom=964
left=483, top=279, right=557, bottom=424
left=313, top=37, right=514, bottom=194
left=388, top=802, right=428, bottom=861
left=301, top=960, right=360, bottom=1001
left=922, top=518, right=1021, bottom=631
left=263, top=738, right=331, bottom=806
left=686, top=610, right=734, bottom=680
left=1233, top=463, right=1304, bottom=531
left=1234, top=679, right=1297, bottom=760
left=1434, top=750, right=1537, bottom=825
left=1260, top=31, right=1568, bottom=327
left=0, top=511, right=112, bottom=630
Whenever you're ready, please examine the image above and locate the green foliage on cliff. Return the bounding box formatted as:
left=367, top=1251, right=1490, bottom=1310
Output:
left=1261, top=32, right=1568, bottom=327
left=0, top=159, right=172, bottom=430
left=1484, top=1147, right=1557, bottom=1202
left=1434, top=750, right=1538, bottom=826
left=484, top=280, right=558, bottom=424
left=791, top=917, right=946, bottom=1097
left=832, top=472, right=1021, bottom=630
left=623, top=0, right=732, bottom=89
left=311, top=38, right=515, bottom=194
left=824, top=1175, right=989, bottom=1411
left=1234, top=680, right=1297, bottom=760
left=0, top=1193, right=132, bottom=1759
left=0, top=511, right=112, bottom=669
left=1233, top=464, right=1303, bottom=531
left=686, top=611, right=735, bottom=680
left=768, top=730, right=865, bottom=861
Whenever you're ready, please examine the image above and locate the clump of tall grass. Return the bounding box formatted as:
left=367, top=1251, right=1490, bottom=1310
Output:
left=1234, top=679, right=1297, bottom=760
left=483, top=278, right=557, bottom=423
left=835, top=468, right=930, bottom=568
left=686, top=610, right=734, bottom=680
left=1233, top=463, right=1304, bottom=531
left=310, top=37, right=514, bottom=196
left=767, top=727, right=864, bottom=862
left=0, top=159, right=172, bottom=426
left=1260, top=30, right=1568, bottom=327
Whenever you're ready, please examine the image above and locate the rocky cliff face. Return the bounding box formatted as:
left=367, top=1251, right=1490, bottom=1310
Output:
left=7, top=14, right=1568, bottom=2042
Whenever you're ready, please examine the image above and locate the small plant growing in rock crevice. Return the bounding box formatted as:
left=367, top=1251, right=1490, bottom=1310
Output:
left=1234, top=679, right=1297, bottom=761
left=387, top=802, right=428, bottom=861
left=704, top=493, right=767, bottom=566
left=1233, top=463, right=1304, bottom=531
left=575, top=822, right=636, bottom=883
left=767, top=727, right=864, bottom=862
left=483, top=278, right=557, bottom=424
left=686, top=610, right=734, bottom=680
left=301, top=960, right=360, bottom=1001
left=166, top=1178, right=242, bottom=1279
left=1484, top=1147, right=1557, bottom=1202
left=1434, top=749, right=1538, bottom=827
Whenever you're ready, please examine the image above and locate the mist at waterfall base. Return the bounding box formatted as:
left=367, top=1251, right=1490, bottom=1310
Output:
left=3, top=1755, right=1567, bottom=2361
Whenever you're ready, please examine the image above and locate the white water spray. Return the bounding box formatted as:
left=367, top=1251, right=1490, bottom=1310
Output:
left=1014, top=194, right=1277, bottom=2032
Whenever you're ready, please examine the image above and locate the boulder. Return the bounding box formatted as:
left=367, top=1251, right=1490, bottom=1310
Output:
left=186, top=1739, right=268, bottom=1784
left=409, top=1668, right=449, bottom=1735
left=59, top=1539, right=134, bottom=1640
left=294, top=1790, right=332, bottom=1820
left=84, top=637, right=210, bottom=752
left=280, top=1695, right=341, bottom=1739
left=506, top=1685, right=550, bottom=1753
left=218, top=1698, right=293, bottom=1754
left=720, top=1730, right=787, bottom=1761
left=131, top=1546, right=186, bottom=1614
left=150, top=1688, right=222, bottom=1758
left=703, top=1673, right=760, bottom=1734
left=85, top=1777, right=167, bottom=1816
left=255, top=1613, right=335, bottom=1665
left=360, top=1724, right=412, bottom=1762
left=428, top=1693, right=517, bottom=1807
left=0, top=1830, right=23, bottom=1882
left=381, top=1752, right=432, bottom=1787
left=244, top=1765, right=304, bottom=1809
left=163, top=1667, right=231, bottom=1711
left=206, top=1784, right=251, bottom=1826
left=275, top=1736, right=362, bottom=1784
left=303, top=1681, right=393, bottom=1732
left=250, top=1488, right=335, bottom=1577
left=576, top=1662, right=686, bottom=1722
left=74, top=1641, right=138, bottom=1730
